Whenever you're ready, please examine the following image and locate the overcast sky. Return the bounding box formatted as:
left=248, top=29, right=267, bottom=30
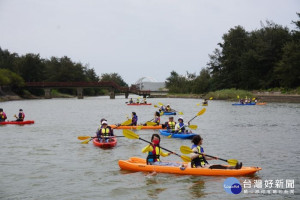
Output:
left=0, top=0, right=299, bottom=85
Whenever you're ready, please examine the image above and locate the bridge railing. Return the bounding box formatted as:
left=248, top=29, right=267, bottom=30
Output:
left=25, top=81, right=151, bottom=94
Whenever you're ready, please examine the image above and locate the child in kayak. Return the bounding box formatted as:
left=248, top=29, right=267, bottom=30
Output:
left=129, top=98, right=134, bottom=104
left=14, top=109, right=25, bottom=121
left=142, top=134, right=174, bottom=165
left=97, top=120, right=114, bottom=142
left=190, top=135, right=242, bottom=169
left=153, top=111, right=160, bottom=125
left=165, top=104, right=172, bottom=112
left=164, top=116, right=176, bottom=132
left=129, top=112, right=138, bottom=126
left=174, top=117, right=191, bottom=133
left=158, top=105, right=165, bottom=113
left=0, top=108, right=7, bottom=122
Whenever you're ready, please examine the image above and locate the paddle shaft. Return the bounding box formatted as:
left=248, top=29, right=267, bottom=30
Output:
left=188, top=116, right=197, bottom=124
left=138, top=137, right=182, bottom=158
left=194, top=152, right=228, bottom=162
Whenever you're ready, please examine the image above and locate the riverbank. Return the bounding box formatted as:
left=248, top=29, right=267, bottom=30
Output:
left=2, top=91, right=300, bottom=103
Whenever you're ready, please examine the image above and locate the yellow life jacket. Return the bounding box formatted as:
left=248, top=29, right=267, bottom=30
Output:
left=100, top=128, right=111, bottom=137
left=191, top=146, right=208, bottom=168
left=168, top=121, right=175, bottom=130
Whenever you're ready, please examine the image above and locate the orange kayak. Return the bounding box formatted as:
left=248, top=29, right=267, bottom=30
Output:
left=119, top=157, right=262, bottom=176
left=256, top=102, right=267, bottom=105
left=109, top=125, right=164, bottom=130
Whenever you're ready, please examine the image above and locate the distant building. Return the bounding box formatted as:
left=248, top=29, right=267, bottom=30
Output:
left=135, top=77, right=166, bottom=91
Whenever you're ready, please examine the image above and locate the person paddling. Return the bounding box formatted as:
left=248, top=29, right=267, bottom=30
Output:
left=129, top=98, right=134, bottom=104
left=142, top=98, right=147, bottom=104
left=142, top=134, right=173, bottom=165
left=0, top=108, right=7, bottom=122
left=174, top=117, right=191, bottom=133
left=165, top=104, right=172, bottom=112
left=153, top=111, right=160, bottom=125
left=190, top=135, right=242, bottom=169
left=14, top=109, right=25, bottom=121
left=129, top=112, right=138, bottom=126
left=97, top=120, right=114, bottom=143
left=164, top=116, right=176, bottom=133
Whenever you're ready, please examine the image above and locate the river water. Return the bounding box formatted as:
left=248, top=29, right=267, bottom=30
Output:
left=0, top=96, right=299, bottom=200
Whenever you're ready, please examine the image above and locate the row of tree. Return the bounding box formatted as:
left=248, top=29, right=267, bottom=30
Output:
left=0, top=49, right=127, bottom=95
left=166, top=13, right=300, bottom=94
left=1, top=14, right=299, bottom=96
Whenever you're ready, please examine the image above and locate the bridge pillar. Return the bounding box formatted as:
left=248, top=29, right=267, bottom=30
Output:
left=110, top=90, right=115, bottom=99
left=44, top=88, right=52, bottom=99
left=125, top=92, right=129, bottom=99
left=77, top=88, right=83, bottom=99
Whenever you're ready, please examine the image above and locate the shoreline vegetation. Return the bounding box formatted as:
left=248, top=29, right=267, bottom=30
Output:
left=1, top=88, right=300, bottom=103
left=1, top=14, right=299, bottom=103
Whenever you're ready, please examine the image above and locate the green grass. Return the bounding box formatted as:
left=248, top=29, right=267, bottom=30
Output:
left=204, top=89, right=254, bottom=100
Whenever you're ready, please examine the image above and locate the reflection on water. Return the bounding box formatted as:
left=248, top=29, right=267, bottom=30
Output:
left=145, top=176, right=167, bottom=199
left=188, top=179, right=206, bottom=198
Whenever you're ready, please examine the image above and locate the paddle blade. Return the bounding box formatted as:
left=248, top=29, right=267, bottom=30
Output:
left=167, top=133, right=173, bottom=138
left=237, top=95, right=239, bottom=99
left=178, top=112, right=183, bottom=115
left=197, top=108, right=206, bottom=116
left=158, top=102, right=164, bottom=106
left=160, top=112, right=164, bottom=116
left=196, top=103, right=200, bottom=106
left=209, top=97, right=213, bottom=100
left=181, top=155, right=191, bottom=162
left=227, top=159, right=239, bottom=166
left=121, top=119, right=132, bottom=126
left=81, top=138, right=92, bottom=144
left=154, top=105, right=158, bottom=108
left=78, top=136, right=91, bottom=140
left=123, top=129, right=139, bottom=139
left=180, top=145, right=193, bottom=154
left=146, top=121, right=157, bottom=126
left=188, top=125, right=198, bottom=130
left=136, top=126, right=142, bottom=130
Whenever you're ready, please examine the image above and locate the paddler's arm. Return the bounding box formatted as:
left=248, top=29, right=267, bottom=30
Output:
left=190, top=147, right=199, bottom=159
left=160, top=150, right=171, bottom=157
left=141, top=145, right=153, bottom=153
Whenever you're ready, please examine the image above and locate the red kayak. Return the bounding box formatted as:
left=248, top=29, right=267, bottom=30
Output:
left=126, top=103, right=152, bottom=106
left=0, top=120, right=35, bottom=125
left=93, top=137, right=117, bottom=148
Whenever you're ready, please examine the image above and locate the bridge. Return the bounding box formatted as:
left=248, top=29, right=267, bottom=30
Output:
left=25, top=81, right=151, bottom=99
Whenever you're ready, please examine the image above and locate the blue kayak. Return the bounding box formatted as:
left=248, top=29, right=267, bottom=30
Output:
left=162, top=112, right=176, bottom=115
left=159, top=130, right=197, bottom=139
left=232, top=102, right=256, bottom=106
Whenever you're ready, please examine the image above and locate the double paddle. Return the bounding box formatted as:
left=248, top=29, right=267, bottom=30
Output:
left=180, top=145, right=238, bottom=166
left=78, top=118, right=131, bottom=144
left=122, top=129, right=191, bottom=162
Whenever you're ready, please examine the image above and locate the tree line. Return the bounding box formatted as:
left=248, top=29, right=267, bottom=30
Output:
left=166, top=13, right=300, bottom=94
left=0, top=49, right=127, bottom=96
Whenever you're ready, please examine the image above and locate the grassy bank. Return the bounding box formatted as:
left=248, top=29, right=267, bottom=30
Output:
left=203, top=89, right=253, bottom=101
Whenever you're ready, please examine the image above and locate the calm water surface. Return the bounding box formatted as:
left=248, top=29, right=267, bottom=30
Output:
left=0, top=96, right=299, bottom=199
